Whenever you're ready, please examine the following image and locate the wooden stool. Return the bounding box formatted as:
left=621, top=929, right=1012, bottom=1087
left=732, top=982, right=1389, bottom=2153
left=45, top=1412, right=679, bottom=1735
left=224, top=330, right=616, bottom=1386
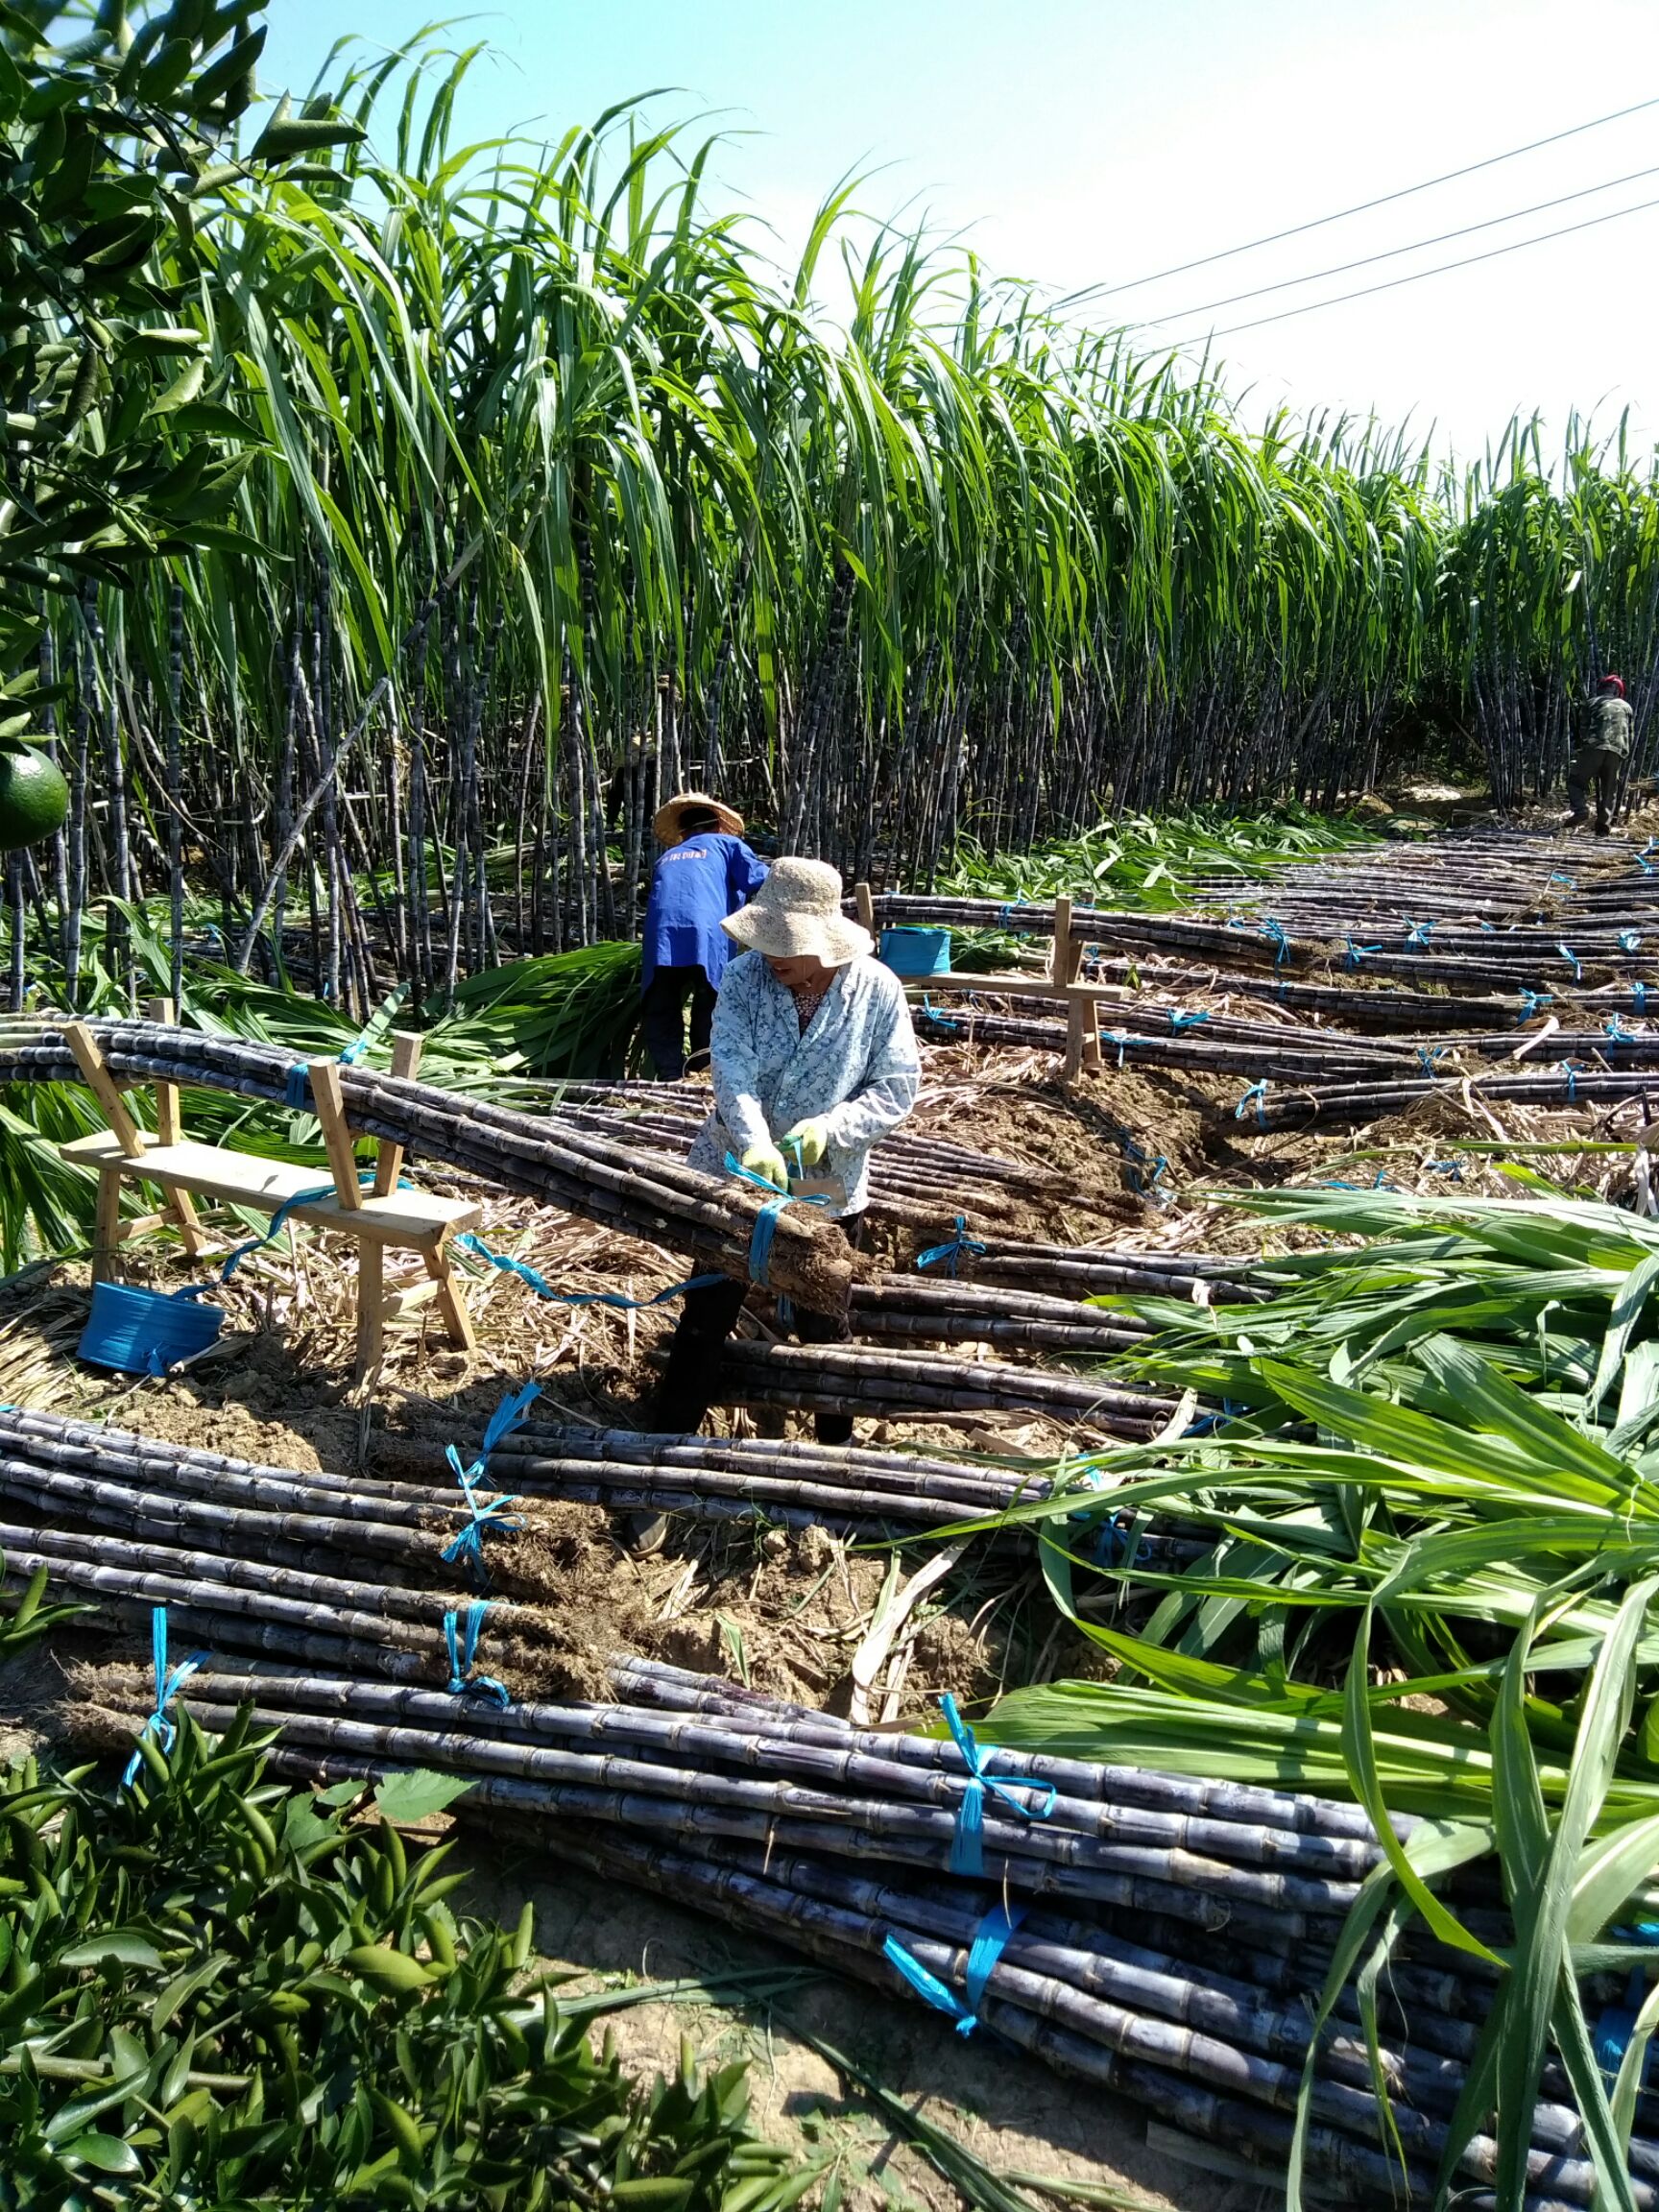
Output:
left=58, top=1003, right=479, bottom=1379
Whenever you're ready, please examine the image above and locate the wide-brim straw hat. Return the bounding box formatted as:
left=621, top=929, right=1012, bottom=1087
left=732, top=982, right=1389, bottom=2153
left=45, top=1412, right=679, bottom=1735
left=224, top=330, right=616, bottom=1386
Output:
left=654, top=789, right=744, bottom=843
left=722, top=856, right=873, bottom=965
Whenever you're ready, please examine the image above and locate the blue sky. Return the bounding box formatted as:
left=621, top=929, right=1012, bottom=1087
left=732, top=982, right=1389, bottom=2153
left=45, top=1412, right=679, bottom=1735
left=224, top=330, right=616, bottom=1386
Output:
left=259, top=0, right=1659, bottom=461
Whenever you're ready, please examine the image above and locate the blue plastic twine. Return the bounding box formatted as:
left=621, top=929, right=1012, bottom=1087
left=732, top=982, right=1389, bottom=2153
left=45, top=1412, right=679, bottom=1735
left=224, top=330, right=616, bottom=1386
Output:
left=938, top=1694, right=1056, bottom=1876
left=917, top=1215, right=989, bottom=1277
left=920, top=995, right=961, bottom=1034
left=881, top=1901, right=1025, bottom=2038
left=1234, top=1080, right=1268, bottom=1126
left=123, top=1605, right=206, bottom=1787
left=1404, top=918, right=1433, bottom=947
left=1100, top=1027, right=1129, bottom=1069
left=1638, top=983, right=1649, bottom=1016
left=722, top=1152, right=830, bottom=1287
left=1622, top=930, right=1644, bottom=954
left=1261, top=917, right=1290, bottom=967
left=1518, top=989, right=1553, bottom=1023
left=1595, top=1924, right=1659, bottom=2087
left=1557, top=1059, right=1583, bottom=1103
left=1416, top=1046, right=1447, bottom=1073
left=1558, top=943, right=1583, bottom=982
left=456, top=1231, right=726, bottom=1310
left=1344, top=939, right=1381, bottom=970
left=219, top=1179, right=386, bottom=1283
left=1606, top=1014, right=1636, bottom=1044
left=1168, top=1009, right=1210, bottom=1031
left=444, top=1601, right=511, bottom=1706
left=283, top=1064, right=310, bottom=1111
left=1550, top=873, right=1576, bottom=888
left=441, top=1382, right=538, bottom=1581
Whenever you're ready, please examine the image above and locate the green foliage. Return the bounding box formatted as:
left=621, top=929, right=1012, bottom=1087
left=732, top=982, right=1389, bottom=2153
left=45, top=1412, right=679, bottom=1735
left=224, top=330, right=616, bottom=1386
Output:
left=0, top=1707, right=818, bottom=2209
left=970, top=1185, right=1659, bottom=2212
left=0, top=1, right=361, bottom=683
left=0, top=1557, right=85, bottom=1662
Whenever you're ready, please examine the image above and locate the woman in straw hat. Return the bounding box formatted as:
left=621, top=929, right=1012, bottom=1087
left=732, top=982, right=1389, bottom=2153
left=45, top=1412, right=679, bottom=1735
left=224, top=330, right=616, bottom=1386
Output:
left=651, top=856, right=920, bottom=1442
left=640, top=791, right=768, bottom=1079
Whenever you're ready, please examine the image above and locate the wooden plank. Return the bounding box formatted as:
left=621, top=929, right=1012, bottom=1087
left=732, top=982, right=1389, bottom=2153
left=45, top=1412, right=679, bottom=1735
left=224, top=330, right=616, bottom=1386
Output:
left=138, top=997, right=206, bottom=1252
left=306, top=1058, right=361, bottom=1210
left=1049, top=895, right=1071, bottom=984
left=373, top=1031, right=422, bottom=1195
left=899, top=971, right=1099, bottom=1003
left=854, top=880, right=877, bottom=939
left=143, top=998, right=183, bottom=1143
left=92, top=1167, right=122, bottom=1285
left=58, top=1134, right=480, bottom=1244
left=356, top=1238, right=385, bottom=1377
left=63, top=1022, right=147, bottom=1157
left=424, top=1239, right=477, bottom=1352
left=1063, top=995, right=1086, bottom=1080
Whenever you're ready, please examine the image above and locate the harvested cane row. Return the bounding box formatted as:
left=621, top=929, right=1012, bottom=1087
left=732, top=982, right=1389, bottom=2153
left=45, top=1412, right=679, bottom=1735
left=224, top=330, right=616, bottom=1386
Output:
left=75, top=1651, right=1659, bottom=2212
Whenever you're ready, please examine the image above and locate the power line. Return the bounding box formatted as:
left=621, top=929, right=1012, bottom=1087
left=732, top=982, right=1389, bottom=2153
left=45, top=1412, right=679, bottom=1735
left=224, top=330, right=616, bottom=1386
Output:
left=1136, top=159, right=1659, bottom=328
left=1170, top=188, right=1659, bottom=346
left=1081, top=92, right=1659, bottom=301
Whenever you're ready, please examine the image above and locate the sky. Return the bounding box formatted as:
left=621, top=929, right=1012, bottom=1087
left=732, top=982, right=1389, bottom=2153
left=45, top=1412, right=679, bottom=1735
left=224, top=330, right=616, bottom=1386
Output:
left=258, top=0, right=1659, bottom=466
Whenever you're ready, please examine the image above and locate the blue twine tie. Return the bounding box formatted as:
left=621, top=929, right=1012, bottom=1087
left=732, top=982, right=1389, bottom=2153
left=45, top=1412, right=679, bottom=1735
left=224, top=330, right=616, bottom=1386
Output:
left=123, top=1606, right=206, bottom=1788
left=283, top=1064, right=310, bottom=1111
left=1404, top=918, right=1433, bottom=947
left=1622, top=931, right=1644, bottom=953
left=1638, top=983, right=1649, bottom=1016
left=917, top=1215, right=989, bottom=1276
left=1550, top=873, right=1576, bottom=887
left=441, top=1382, right=538, bottom=1582
left=1558, top=943, right=1583, bottom=982
left=1100, top=1027, right=1129, bottom=1069
left=1518, top=989, right=1553, bottom=1023
left=1606, top=1014, right=1636, bottom=1044
left=1416, top=1046, right=1447, bottom=1073
left=444, top=1601, right=511, bottom=1706
left=722, top=1152, right=830, bottom=1287
left=881, top=1902, right=1025, bottom=2038
left=938, top=1694, right=1056, bottom=1876
left=1234, top=1080, right=1268, bottom=1126
left=1343, top=939, right=1381, bottom=971
left=1557, top=1059, right=1583, bottom=1102
left=1261, top=918, right=1289, bottom=967
left=456, top=1232, right=727, bottom=1310
left=1595, top=1924, right=1659, bottom=2086
left=219, top=1172, right=397, bottom=1283
left=1168, top=1009, right=1210, bottom=1031
left=921, top=995, right=961, bottom=1034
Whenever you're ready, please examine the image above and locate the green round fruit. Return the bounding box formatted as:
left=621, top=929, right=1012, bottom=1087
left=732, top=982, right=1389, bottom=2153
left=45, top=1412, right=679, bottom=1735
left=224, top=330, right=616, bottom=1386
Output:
left=0, top=742, right=69, bottom=853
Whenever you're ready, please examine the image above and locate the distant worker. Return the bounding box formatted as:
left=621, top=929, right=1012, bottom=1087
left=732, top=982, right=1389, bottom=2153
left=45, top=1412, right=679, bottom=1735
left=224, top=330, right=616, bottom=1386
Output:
left=651, top=857, right=921, bottom=1443
left=641, top=791, right=768, bottom=1080
left=1568, top=672, right=1635, bottom=836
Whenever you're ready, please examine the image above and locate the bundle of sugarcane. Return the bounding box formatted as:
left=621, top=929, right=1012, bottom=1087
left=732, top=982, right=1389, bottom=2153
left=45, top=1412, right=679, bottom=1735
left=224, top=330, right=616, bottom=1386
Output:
left=1247, top=1066, right=1659, bottom=1129
left=849, top=1279, right=1151, bottom=1355
left=664, top=1338, right=1179, bottom=1437
left=0, top=1017, right=852, bottom=1308
left=93, top=1653, right=1652, bottom=2210
left=426, top=1419, right=1210, bottom=1549
left=949, top=1237, right=1252, bottom=1301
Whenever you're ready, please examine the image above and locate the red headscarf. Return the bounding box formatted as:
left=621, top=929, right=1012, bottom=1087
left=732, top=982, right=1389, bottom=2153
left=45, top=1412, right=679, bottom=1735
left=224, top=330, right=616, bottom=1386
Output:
left=1599, top=672, right=1626, bottom=695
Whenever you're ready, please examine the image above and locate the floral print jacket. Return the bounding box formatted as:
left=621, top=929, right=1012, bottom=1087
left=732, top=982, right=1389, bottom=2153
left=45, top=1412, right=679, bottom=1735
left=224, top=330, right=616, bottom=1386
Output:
left=686, top=951, right=921, bottom=1215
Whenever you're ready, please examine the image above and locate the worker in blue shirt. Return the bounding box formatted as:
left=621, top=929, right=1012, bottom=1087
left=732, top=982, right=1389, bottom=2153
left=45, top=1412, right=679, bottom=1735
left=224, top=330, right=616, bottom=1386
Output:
left=641, top=791, right=768, bottom=1079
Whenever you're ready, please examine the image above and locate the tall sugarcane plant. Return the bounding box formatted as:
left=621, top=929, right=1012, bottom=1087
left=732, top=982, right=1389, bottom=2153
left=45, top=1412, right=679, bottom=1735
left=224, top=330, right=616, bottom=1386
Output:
left=12, top=22, right=1659, bottom=1017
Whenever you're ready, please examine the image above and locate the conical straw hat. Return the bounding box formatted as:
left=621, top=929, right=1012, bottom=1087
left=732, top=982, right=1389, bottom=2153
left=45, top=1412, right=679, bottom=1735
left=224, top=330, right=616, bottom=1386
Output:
left=653, top=789, right=745, bottom=843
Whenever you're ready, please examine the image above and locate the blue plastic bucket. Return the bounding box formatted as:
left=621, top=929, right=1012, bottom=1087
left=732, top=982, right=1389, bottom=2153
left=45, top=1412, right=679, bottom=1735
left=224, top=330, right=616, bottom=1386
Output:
left=78, top=1282, right=223, bottom=1376
left=880, top=926, right=951, bottom=977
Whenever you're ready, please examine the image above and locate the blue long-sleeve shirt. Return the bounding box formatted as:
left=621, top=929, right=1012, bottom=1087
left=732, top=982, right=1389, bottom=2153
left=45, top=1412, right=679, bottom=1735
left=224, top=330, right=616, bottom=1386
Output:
left=686, top=951, right=921, bottom=1215
left=641, top=832, right=769, bottom=991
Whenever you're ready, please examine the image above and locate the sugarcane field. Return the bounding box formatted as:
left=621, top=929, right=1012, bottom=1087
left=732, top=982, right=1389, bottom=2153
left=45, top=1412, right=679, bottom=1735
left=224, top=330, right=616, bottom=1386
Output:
left=15, top=9, right=1659, bottom=2212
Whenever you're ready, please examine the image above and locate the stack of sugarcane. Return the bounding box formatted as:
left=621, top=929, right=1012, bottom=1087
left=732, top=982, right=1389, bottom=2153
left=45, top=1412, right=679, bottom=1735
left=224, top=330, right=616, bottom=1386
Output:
left=83, top=1649, right=1656, bottom=2210
left=0, top=1017, right=852, bottom=1308
left=0, top=1402, right=1187, bottom=1556
left=652, top=1338, right=1180, bottom=1438
left=541, top=1095, right=1070, bottom=1236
